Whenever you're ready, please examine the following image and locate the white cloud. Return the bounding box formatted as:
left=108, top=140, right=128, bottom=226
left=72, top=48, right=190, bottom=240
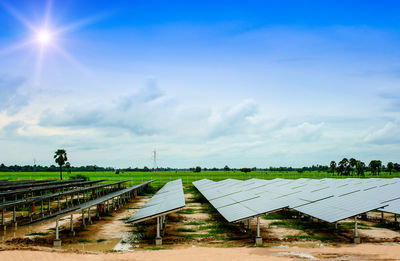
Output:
left=364, top=122, right=400, bottom=144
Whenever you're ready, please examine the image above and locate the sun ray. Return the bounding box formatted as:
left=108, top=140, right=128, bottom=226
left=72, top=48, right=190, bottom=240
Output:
left=51, top=44, right=91, bottom=75
left=54, top=13, right=108, bottom=35
left=0, top=39, right=36, bottom=56
left=0, top=0, right=105, bottom=80
left=0, top=1, right=36, bottom=32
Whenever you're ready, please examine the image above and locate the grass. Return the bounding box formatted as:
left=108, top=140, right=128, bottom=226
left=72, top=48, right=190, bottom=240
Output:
left=2, top=170, right=398, bottom=187
left=269, top=220, right=306, bottom=230
left=147, top=247, right=166, bottom=250
left=177, top=208, right=196, bottom=214
left=25, top=232, right=49, bottom=236
left=262, top=212, right=287, bottom=220
left=77, top=238, right=93, bottom=243
left=339, top=222, right=371, bottom=230
left=175, top=227, right=197, bottom=232
left=184, top=221, right=206, bottom=225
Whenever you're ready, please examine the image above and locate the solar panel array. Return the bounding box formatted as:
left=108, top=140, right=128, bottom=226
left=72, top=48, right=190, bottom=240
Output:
left=193, top=178, right=400, bottom=223
left=126, top=179, right=185, bottom=223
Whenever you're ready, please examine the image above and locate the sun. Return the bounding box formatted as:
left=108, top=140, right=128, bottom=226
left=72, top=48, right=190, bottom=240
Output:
left=36, top=29, right=53, bottom=45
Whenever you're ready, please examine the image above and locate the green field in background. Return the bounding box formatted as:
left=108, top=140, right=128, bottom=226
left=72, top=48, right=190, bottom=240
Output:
left=0, top=170, right=399, bottom=186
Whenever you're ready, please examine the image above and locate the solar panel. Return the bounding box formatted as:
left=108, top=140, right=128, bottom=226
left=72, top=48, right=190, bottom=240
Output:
left=194, top=177, right=400, bottom=223
left=126, top=179, right=185, bottom=223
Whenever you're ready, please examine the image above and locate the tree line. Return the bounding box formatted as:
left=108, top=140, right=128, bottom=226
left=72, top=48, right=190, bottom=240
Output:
left=329, top=158, right=400, bottom=176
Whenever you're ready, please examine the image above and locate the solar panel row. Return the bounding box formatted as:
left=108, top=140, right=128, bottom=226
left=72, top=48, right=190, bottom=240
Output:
left=193, top=178, right=400, bottom=223
left=126, top=179, right=185, bottom=224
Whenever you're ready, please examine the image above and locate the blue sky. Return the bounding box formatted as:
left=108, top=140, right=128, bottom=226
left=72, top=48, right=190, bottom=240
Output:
left=0, top=0, right=399, bottom=168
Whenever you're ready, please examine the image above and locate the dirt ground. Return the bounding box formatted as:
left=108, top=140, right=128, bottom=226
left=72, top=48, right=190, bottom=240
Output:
left=2, top=187, right=400, bottom=259
left=1, top=244, right=400, bottom=261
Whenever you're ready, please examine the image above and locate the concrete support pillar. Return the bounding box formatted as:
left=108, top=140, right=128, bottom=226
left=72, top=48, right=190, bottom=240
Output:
left=247, top=218, right=251, bottom=234
left=155, top=216, right=162, bottom=245
left=353, top=216, right=360, bottom=243
left=335, top=222, right=338, bottom=230
left=255, top=216, right=262, bottom=246
left=53, top=218, right=61, bottom=246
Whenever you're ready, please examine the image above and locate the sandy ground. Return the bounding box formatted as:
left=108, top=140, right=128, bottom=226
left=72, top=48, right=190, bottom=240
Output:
left=1, top=244, right=400, bottom=261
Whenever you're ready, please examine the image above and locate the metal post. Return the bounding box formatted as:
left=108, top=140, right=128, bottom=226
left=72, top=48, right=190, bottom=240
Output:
left=56, top=218, right=59, bottom=240
left=57, top=197, right=60, bottom=211
left=1, top=197, right=5, bottom=226
left=70, top=214, right=74, bottom=235
left=13, top=206, right=16, bottom=223
left=88, top=208, right=92, bottom=224
left=82, top=209, right=86, bottom=228
left=395, top=214, right=398, bottom=223
left=381, top=212, right=384, bottom=223
left=354, top=216, right=360, bottom=243
left=155, top=216, right=162, bottom=245
left=255, top=216, right=262, bottom=246
left=41, top=200, right=44, bottom=214
left=53, top=218, right=61, bottom=246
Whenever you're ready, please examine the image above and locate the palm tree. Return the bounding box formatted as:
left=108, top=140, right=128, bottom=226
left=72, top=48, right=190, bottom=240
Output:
left=54, top=149, right=68, bottom=180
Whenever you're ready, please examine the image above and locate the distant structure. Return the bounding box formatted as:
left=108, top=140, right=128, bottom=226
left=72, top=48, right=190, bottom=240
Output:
left=153, top=149, right=157, bottom=172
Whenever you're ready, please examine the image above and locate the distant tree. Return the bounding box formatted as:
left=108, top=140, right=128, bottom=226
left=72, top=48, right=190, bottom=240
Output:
left=94, top=165, right=97, bottom=172
left=394, top=163, right=400, bottom=172
left=338, top=158, right=349, bottom=175
left=369, top=160, right=382, bottom=175
left=241, top=168, right=251, bottom=173
left=376, top=160, right=382, bottom=175
left=355, top=161, right=365, bottom=177
left=65, top=162, right=71, bottom=174
left=143, top=166, right=149, bottom=172
left=387, top=162, right=394, bottom=175
left=224, top=165, right=230, bottom=171
left=194, top=166, right=201, bottom=173
left=330, top=161, right=336, bottom=174
left=349, top=158, right=357, bottom=175
left=54, top=149, right=68, bottom=180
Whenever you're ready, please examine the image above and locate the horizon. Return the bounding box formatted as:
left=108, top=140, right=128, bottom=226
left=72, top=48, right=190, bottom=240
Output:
left=1, top=0, right=400, bottom=168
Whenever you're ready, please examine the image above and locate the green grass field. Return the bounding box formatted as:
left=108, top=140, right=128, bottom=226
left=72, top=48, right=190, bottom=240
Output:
left=0, top=170, right=399, bottom=186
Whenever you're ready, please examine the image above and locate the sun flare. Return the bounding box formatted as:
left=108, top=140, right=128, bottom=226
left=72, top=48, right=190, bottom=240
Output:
left=36, top=29, right=52, bottom=45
